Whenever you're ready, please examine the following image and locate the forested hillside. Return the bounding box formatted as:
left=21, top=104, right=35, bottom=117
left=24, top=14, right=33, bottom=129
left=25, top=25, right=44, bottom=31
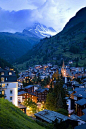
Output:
left=0, top=32, right=40, bottom=63
left=16, top=7, right=86, bottom=69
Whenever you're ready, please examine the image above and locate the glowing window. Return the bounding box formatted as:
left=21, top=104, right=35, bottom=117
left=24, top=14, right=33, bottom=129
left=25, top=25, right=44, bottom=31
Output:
left=9, top=72, right=12, bottom=75
left=1, top=72, right=4, bottom=75
left=1, top=77, right=4, bottom=82
left=2, top=84, right=5, bottom=88
left=2, top=91, right=4, bottom=95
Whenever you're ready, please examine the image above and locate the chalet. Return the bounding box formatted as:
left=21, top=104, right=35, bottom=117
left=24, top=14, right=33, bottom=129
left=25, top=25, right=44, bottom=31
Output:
left=18, top=90, right=38, bottom=103
left=35, top=109, right=78, bottom=128
left=76, top=98, right=86, bottom=116
left=25, top=85, right=34, bottom=93
left=34, top=88, right=49, bottom=102
left=69, top=88, right=86, bottom=116
left=24, top=84, right=40, bottom=93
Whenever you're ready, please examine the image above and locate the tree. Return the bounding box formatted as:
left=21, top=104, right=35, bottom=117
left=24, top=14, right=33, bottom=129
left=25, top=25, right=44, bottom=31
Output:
left=32, top=75, right=38, bottom=84
left=23, top=98, right=37, bottom=113
left=45, top=92, right=56, bottom=111
left=45, top=78, right=67, bottom=111
left=49, top=81, right=53, bottom=93
left=52, top=70, right=59, bottom=80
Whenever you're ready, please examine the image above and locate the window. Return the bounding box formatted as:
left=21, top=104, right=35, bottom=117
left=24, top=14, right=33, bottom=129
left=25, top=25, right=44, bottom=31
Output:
left=10, top=96, right=12, bottom=100
left=2, top=90, right=5, bottom=95
left=10, top=90, right=13, bottom=94
left=1, top=77, right=4, bottom=82
left=2, top=84, right=5, bottom=88
left=9, top=72, right=12, bottom=75
left=1, top=72, right=4, bottom=75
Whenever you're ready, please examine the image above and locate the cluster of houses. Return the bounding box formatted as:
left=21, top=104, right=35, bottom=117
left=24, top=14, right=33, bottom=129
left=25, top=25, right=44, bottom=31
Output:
left=1, top=62, right=86, bottom=129
left=17, top=63, right=58, bottom=83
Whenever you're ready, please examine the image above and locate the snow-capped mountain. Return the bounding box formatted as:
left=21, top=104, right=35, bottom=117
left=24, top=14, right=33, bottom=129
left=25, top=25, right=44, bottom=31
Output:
left=23, top=23, right=57, bottom=38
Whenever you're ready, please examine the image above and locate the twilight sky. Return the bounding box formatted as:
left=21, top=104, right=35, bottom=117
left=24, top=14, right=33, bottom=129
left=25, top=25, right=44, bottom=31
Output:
left=0, top=0, right=86, bottom=33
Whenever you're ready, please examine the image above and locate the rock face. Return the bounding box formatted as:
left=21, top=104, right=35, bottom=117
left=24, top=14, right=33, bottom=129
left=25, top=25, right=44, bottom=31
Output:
left=24, top=22, right=56, bottom=38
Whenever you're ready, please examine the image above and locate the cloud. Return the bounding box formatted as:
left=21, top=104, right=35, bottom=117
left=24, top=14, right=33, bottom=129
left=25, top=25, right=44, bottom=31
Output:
left=0, top=0, right=86, bottom=33
left=32, top=0, right=86, bottom=32
left=0, top=8, right=34, bottom=32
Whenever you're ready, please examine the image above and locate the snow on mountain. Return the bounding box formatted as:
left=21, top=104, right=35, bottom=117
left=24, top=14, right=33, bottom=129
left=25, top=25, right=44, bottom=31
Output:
left=25, top=23, right=57, bottom=38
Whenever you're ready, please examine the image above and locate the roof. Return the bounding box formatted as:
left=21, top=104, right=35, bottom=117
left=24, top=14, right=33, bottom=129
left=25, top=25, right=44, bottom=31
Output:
left=74, top=88, right=86, bottom=92
left=36, top=88, right=49, bottom=93
left=70, top=114, right=83, bottom=121
left=76, top=98, right=86, bottom=106
left=80, top=115, right=86, bottom=121
left=18, top=91, right=37, bottom=96
left=18, top=103, right=26, bottom=109
left=74, top=123, right=86, bottom=129
left=24, top=85, right=34, bottom=89
left=82, top=108, right=86, bottom=114
left=18, top=91, right=27, bottom=95
left=0, top=68, right=17, bottom=82
left=73, top=90, right=86, bottom=99
left=35, top=109, right=72, bottom=123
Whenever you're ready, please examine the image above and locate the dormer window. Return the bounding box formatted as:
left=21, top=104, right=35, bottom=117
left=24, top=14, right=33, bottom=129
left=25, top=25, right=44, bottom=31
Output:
left=9, top=72, right=12, bottom=75
left=1, top=72, right=4, bottom=75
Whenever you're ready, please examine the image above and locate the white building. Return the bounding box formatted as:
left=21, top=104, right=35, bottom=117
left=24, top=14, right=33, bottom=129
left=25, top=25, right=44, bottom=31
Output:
left=0, top=68, right=18, bottom=106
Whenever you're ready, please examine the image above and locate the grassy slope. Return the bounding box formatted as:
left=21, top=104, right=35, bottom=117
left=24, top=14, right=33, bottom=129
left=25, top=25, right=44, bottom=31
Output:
left=0, top=98, right=45, bottom=129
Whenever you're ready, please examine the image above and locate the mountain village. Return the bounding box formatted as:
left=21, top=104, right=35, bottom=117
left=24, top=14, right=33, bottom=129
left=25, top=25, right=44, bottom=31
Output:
left=0, top=61, right=86, bottom=129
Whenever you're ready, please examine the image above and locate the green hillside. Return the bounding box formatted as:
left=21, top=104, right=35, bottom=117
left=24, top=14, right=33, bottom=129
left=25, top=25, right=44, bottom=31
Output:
left=0, top=98, right=45, bottom=129
left=16, top=7, right=86, bottom=70
left=0, top=57, right=12, bottom=69
left=0, top=32, right=40, bottom=63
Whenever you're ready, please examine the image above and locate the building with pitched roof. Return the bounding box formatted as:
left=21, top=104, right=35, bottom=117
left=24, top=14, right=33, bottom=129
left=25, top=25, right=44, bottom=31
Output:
left=0, top=68, right=18, bottom=106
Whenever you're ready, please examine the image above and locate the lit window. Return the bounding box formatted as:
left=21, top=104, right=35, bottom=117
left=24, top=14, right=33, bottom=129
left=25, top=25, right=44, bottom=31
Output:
left=2, top=84, right=5, bottom=88
left=10, top=96, right=12, bottom=100
left=10, top=90, right=13, bottom=94
left=2, top=91, right=4, bottom=95
left=9, top=72, right=12, bottom=75
left=1, top=72, right=4, bottom=75
left=1, top=77, right=4, bottom=82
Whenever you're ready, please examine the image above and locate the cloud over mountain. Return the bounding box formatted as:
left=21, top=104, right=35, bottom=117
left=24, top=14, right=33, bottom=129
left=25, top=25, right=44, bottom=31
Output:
left=0, top=0, right=86, bottom=33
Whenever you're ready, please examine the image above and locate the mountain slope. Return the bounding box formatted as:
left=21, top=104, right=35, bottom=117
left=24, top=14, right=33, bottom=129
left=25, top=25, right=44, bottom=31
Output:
left=25, top=22, right=56, bottom=38
left=16, top=7, right=86, bottom=69
left=0, top=98, right=44, bottom=129
left=0, top=23, right=56, bottom=63
left=0, top=32, right=40, bottom=63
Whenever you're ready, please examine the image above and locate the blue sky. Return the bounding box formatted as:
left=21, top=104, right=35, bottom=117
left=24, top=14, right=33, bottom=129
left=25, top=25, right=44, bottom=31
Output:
left=0, top=0, right=86, bottom=33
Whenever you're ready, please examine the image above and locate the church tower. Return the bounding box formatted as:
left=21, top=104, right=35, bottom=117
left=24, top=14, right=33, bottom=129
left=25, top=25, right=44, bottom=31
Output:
left=61, top=60, right=67, bottom=83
